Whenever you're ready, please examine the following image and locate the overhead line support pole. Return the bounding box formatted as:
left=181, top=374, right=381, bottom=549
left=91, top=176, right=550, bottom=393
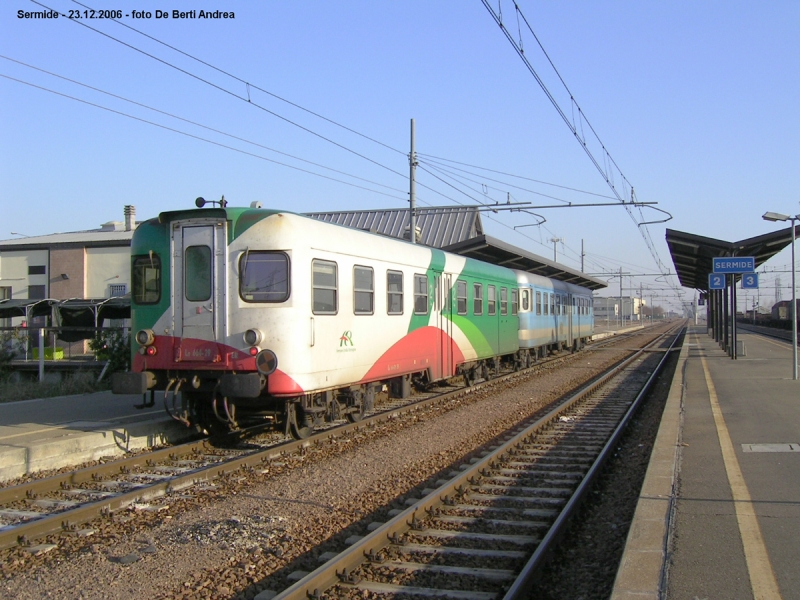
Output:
left=409, top=118, right=417, bottom=245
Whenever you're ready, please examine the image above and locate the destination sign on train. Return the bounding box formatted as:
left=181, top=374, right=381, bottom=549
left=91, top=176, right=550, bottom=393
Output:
left=712, top=257, right=755, bottom=273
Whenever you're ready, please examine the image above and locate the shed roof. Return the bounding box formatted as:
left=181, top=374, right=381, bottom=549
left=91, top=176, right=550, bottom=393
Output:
left=306, top=206, right=482, bottom=248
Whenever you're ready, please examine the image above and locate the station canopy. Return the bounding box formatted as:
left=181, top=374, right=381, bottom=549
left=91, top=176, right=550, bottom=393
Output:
left=443, top=235, right=607, bottom=291
left=0, top=298, right=58, bottom=321
left=666, top=226, right=799, bottom=290
left=0, top=297, right=130, bottom=341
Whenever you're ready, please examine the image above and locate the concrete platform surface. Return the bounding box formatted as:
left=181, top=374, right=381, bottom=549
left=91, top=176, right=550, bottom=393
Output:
left=0, top=391, right=196, bottom=482
left=612, top=325, right=799, bottom=600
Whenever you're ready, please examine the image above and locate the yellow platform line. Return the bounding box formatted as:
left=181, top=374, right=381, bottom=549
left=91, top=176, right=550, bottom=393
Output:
left=697, top=334, right=782, bottom=599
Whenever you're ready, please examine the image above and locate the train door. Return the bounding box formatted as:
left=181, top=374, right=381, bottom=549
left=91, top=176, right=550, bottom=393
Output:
left=568, top=293, right=574, bottom=347
left=435, top=273, right=454, bottom=379
left=172, top=222, right=226, bottom=348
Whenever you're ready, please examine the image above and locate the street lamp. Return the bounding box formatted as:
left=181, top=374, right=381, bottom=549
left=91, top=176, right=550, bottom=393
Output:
left=762, top=211, right=798, bottom=380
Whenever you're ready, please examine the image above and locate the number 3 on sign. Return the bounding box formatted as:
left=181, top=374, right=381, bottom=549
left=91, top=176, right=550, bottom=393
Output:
left=709, top=274, right=725, bottom=290
left=742, top=273, right=759, bottom=289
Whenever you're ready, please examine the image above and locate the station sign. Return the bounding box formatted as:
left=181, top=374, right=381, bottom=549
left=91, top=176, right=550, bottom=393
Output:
left=741, top=273, right=759, bottom=289
left=708, top=273, right=725, bottom=290
left=713, top=256, right=755, bottom=273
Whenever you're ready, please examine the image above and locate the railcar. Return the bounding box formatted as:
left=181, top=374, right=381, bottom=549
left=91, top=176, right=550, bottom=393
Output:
left=112, top=204, right=527, bottom=437
left=516, top=272, right=594, bottom=363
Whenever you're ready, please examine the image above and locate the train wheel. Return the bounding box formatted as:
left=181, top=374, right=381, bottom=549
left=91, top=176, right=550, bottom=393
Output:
left=346, top=403, right=365, bottom=423
left=287, top=403, right=312, bottom=439
left=345, top=385, right=375, bottom=423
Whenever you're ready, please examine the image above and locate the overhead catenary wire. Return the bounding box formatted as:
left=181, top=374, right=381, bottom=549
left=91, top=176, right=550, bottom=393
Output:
left=29, top=0, right=408, bottom=182
left=419, top=159, right=591, bottom=205
left=28, top=0, right=479, bottom=212
left=0, top=72, right=407, bottom=201
left=68, top=0, right=406, bottom=158
left=418, top=153, right=619, bottom=200
left=481, top=0, right=680, bottom=293
left=0, top=54, right=407, bottom=196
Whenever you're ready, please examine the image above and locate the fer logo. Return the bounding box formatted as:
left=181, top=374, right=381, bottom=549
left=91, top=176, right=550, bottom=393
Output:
left=339, top=330, right=354, bottom=347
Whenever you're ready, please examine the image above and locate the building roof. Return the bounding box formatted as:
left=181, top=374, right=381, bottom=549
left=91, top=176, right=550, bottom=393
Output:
left=0, top=225, right=136, bottom=250
left=442, top=235, right=608, bottom=291
left=665, top=226, right=799, bottom=290
left=306, top=206, right=482, bottom=248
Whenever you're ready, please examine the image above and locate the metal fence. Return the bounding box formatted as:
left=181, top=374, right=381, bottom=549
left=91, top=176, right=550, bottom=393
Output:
left=1, top=326, right=130, bottom=382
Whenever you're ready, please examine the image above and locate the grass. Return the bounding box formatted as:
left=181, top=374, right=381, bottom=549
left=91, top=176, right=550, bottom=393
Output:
left=0, top=372, right=110, bottom=403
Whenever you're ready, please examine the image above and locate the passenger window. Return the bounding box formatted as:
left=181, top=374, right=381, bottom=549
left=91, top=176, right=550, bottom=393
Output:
left=133, top=254, right=161, bottom=305
left=500, top=287, right=508, bottom=315
left=185, top=245, right=211, bottom=302
left=550, top=294, right=555, bottom=315
left=473, top=283, right=483, bottom=315
left=414, top=274, right=428, bottom=314
left=488, top=285, right=496, bottom=316
left=354, top=266, right=374, bottom=315
left=456, top=280, right=467, bottom=315
left=387, top=270, right=403, bottom=315
left=312, top=259, right=337, bottom=314
left=511, top=289, right=518, bottom=315
left=240, top=251, right=290, bottom=303
left=535, top=291, right=541, bottom=315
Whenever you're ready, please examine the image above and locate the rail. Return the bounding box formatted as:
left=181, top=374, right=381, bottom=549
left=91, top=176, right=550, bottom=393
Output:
left=269, top=322, right=684, bottom=599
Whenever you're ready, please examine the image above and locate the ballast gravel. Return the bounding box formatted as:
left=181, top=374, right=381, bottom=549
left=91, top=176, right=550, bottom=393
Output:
left=1, top=326, right=675, bottom=600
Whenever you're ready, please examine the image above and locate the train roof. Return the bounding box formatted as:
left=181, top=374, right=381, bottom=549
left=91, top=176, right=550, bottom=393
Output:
left=514, top=271, right=593, bottom=294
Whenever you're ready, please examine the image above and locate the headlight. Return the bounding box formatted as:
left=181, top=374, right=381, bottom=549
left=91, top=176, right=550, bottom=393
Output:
left=243, top=328, right=263, bottom=346
left=136, top=329, right=155, bottom=346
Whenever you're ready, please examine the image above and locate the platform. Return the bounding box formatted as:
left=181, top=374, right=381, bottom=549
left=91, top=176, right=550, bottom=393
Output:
left=0, top=391, right=197, bottom=482
left=612, top=325, right=799, bottom=599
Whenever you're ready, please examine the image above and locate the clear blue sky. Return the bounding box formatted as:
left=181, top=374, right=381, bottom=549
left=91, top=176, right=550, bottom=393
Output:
left=2, top=1, right=798, bottom=313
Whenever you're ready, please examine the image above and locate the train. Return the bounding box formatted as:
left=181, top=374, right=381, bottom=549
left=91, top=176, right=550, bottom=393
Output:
left=112, top=202, right=595, bottom=437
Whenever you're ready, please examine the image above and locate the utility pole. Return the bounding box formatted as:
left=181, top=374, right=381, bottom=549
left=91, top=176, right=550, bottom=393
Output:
left=549, top=237, right=563, bottom=262
left=409, top=118, right=417, bottom=245
left=640, top=282, right=644, bottom=323
left=581, top=239, right=585, bottom=272
left=619, top=267, right=623, bottom=327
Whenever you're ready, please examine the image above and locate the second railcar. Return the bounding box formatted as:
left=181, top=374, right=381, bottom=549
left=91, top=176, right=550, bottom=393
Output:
left=516, top=271, right=594, bottom=361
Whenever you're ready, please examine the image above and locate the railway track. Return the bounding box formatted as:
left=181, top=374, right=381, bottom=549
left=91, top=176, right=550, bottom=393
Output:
left=267, top=322, right=684, bottom=600
left=0, top=323, right=672, bottom=557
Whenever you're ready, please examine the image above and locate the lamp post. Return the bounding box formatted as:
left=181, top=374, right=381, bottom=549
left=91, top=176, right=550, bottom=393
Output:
left=762, top=211, right=798, bottom=380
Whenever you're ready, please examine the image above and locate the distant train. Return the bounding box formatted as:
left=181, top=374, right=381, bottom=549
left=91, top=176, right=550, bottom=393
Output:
left=113, top=203, right=594, bottom=437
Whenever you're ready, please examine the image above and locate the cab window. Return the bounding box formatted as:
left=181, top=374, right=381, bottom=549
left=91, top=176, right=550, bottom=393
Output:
left=132, top=254, right=161, bottom=305
left=240, top=251, right=290, bottom=303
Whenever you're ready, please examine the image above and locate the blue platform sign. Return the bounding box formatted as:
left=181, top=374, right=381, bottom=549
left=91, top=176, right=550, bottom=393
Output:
left=713, top=256, right=755, bottom=273
left=741, top=273, right=759, bottom=289
left=709, top=273, right=726, bottom=290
